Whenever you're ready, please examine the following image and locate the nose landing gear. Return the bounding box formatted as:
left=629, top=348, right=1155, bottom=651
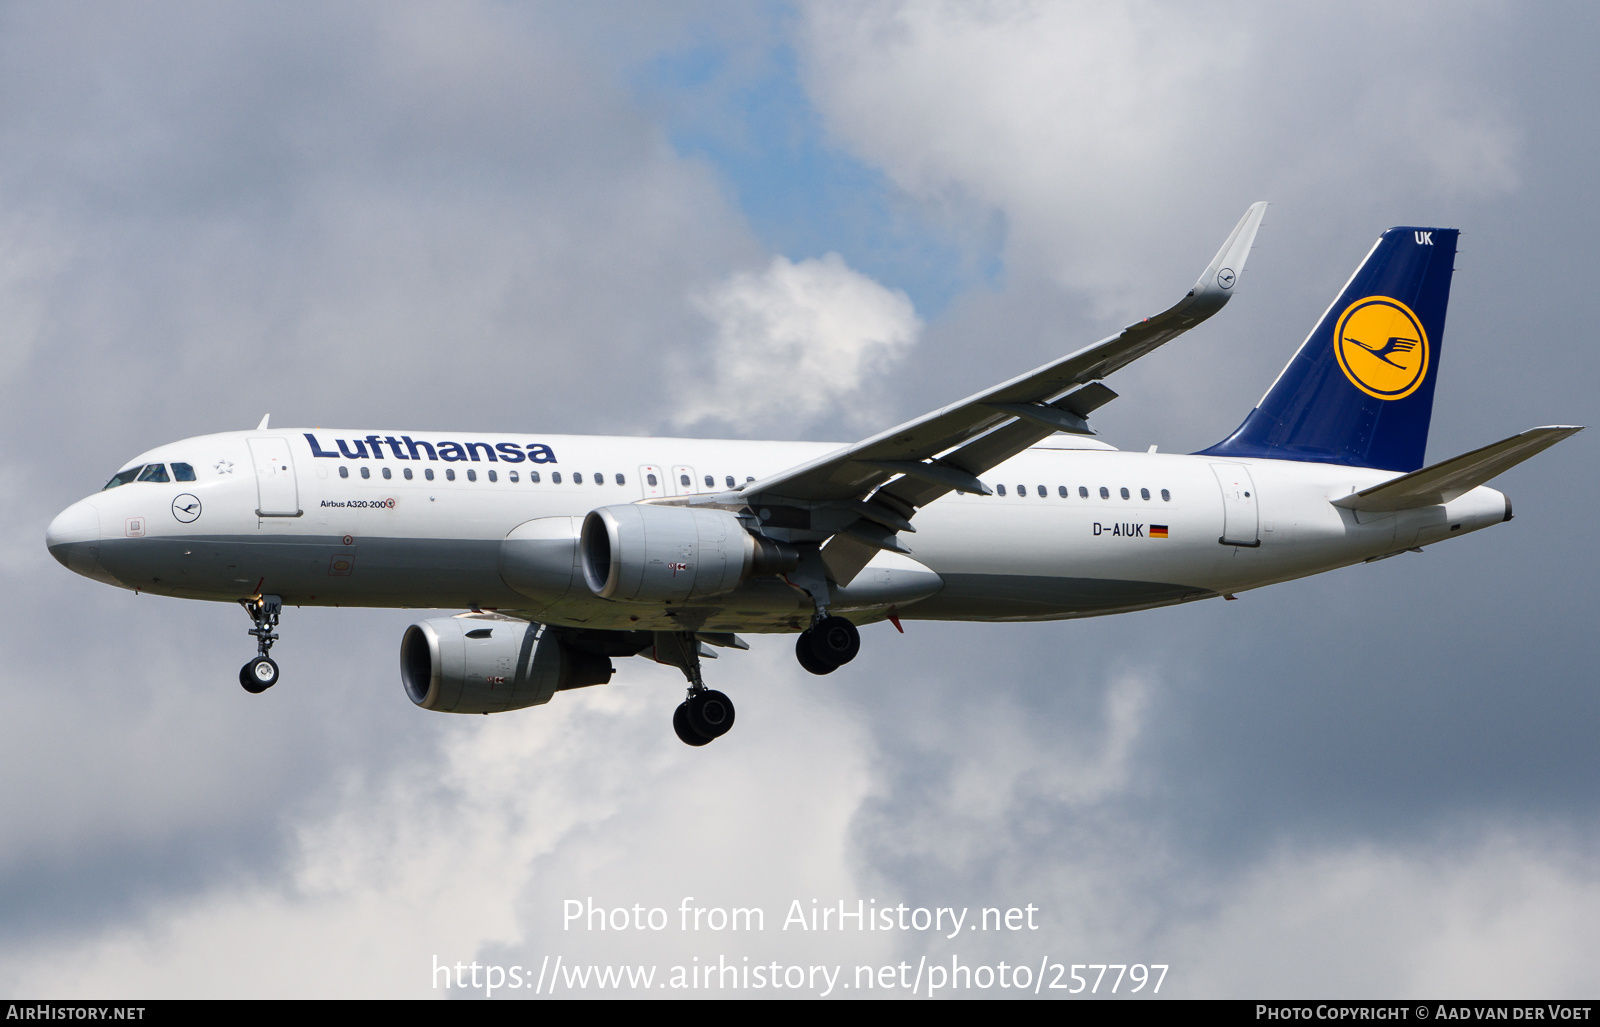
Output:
left=238, top=594, right=283, bottom=694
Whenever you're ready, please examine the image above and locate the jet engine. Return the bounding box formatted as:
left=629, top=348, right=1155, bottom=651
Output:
left=400, top=614, right=612, bottom=714
left=580, top=504, right=798, bottom=604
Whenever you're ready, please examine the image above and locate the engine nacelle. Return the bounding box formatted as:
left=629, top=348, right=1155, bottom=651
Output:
left=400, top=614, right=612, bottom=714
left=580, top=504, right=798, bottom=604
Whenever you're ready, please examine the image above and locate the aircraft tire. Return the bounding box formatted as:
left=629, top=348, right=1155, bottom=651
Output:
left=240, top=656, right=279, bottom=693
left=807, top=616, right=860, bottom=667
left=795, top=634, right=836, bottom=675
left=687, top=689, right=735, bottom=739
left=673, top=702, right=714, bottom=746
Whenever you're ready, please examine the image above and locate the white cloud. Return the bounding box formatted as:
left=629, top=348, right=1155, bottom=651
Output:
left=0, top=646, right=891, bottom=997
left=675, top=253, right=920, bottom=434
left=796, top=2, right=1520, bottom=309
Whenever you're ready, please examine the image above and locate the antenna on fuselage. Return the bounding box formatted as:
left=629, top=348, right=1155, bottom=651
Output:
left=256, top=414, right=270, bottom=430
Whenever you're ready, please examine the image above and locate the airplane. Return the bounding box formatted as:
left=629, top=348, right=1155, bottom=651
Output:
left=45, top=203, right=1581, bottom=746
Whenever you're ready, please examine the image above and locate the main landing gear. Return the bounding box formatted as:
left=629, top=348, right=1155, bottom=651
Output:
left=674, top=689, right=736, bottom=747
left=238, top=594, right=283, bottom=694
left=654, top=614, right=859, bottom=746
left=655, top=632, right=737, bottom=747
left=794, top=615, right=860, bottom=676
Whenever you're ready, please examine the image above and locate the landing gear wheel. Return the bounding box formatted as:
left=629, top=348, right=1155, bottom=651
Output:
left=673, top=702, right=713, bottom=746
left=795, top=634, right=836, bottom=675
left=686, top=689, right=736, bottom=739
left=804, top=616, right=860, bottom=668
left=240, top=656, right=279, bottom=693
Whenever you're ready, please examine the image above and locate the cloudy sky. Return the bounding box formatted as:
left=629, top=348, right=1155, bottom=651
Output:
left=4, top=0, right=1597, bottom=999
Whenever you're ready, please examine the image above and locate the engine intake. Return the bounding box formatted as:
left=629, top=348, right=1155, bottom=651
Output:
left=580, top=504, right=798, bottom=604
left=401, top=615, right=612, bottom=714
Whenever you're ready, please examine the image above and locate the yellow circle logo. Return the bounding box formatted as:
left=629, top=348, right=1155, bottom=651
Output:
left=1334, top=296, right=1429, bottom=400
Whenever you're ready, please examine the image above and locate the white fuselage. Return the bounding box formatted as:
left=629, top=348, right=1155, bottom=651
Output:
left=46, top=428, right=1511, bottom=633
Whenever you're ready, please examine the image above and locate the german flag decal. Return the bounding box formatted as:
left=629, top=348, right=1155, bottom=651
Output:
left=1150, top=525, right=1169, bottom=539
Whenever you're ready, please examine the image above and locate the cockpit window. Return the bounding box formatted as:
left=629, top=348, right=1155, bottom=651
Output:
left=137, top=464, right=171, bottom=483
left=172, top=462, right=196, bottom=482
left=103, top=466, right=144, bottom=490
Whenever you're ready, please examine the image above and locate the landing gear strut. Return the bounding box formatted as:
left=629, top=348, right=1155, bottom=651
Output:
left=795, top=615, right=860, bottom=676
left=656, top=631, right=737, bottom=746
left=238, top=594, right=283, bottom=693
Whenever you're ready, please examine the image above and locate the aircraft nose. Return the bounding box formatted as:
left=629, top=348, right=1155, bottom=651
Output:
left=46, top=498, right=101, bottom=574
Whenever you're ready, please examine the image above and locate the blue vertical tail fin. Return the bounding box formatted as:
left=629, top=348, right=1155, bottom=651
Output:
left=1199, top=226, right=1457, bottom=472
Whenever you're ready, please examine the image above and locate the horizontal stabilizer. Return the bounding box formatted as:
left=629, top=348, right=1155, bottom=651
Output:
left=1332, top=426, right=1582, bottom=512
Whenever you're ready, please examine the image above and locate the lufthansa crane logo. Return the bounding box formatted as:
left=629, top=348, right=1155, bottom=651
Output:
left=172, top=494, right=202, bottom=523
left=1333, top=296, right=1430, bottom=400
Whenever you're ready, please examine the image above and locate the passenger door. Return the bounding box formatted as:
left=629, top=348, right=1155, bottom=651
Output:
left=248, top=437, right=301, bottom=517
left=1210, top=463, right=1259, bottom=547
left=639, top=465, right=665, bottom=499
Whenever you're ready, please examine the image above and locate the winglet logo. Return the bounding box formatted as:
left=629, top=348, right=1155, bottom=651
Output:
left=1334, top=296, right=1430, bottom=400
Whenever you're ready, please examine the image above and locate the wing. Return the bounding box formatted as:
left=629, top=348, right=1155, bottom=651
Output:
left=695, top=202, right=1268, bottom=587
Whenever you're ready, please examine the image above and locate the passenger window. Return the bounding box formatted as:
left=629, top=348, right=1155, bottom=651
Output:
left=361, top=466, right=371, bottom=480
left=1037, top=485, right=1046, bottom=497
left=746, top=476, right=755, bottom=483
left=1079, top=486, right=1088, bottom=498
left=1058, top=485, right=1068, bottom=498
left=488, top=470, right=497, bottom=482
left=1099, top=487, right=1109, bottom=499
left=446, top=469, right=456, bottom=481
left=339, top=466, right=349, bottom=479
left=403, top=467, right=413, bottom=480
left=679, top=474, right=690, bottom=487
left=593, top=472, right=602, bottom=485
left=704, top=475, right=714, bottom=488
left=647, top=473, right=658, bottom=486
left=573, top=473, right=583, bottom=484
left=1120, top=487, right=1130, bottom=499
left=382, top=466, right=392, bottom=480
left=1161, top=489, right=1171, bottom=501
left=425, top=468, right=435, bottom=481
left=172, top=462, right=196, bottom=482
left=552, top=472, right=562, bottom=484
left=103, top=466, right=143, bottom=490
left=997, top=484, right=1007, bottom=496
left=467, top=469, right=477, bottom=482
left=1141, top=488, right=1150, bottom=500
left=137, top=464, right=170, bottom=483
left=509, top=471, right=518, bottom=483
left=725, top=475, right=735, bottom=488
left=1017, top=484, right=1026, bottom=496
left=616, top=473, right=625, bottom=486
left=530, top=471, right=540, bottom=483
